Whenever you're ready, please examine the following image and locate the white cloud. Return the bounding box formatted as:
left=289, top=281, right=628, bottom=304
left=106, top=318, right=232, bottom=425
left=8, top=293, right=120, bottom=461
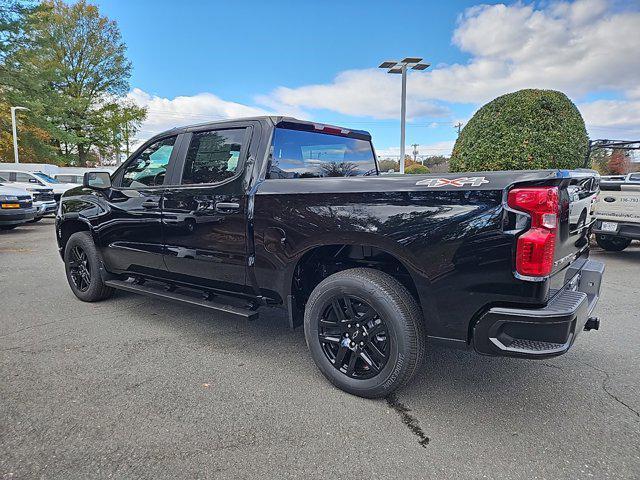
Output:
left=429, top=0, right=640, bottom=103
left=578, top=99, right=640, bottom=137
left=257, top=69, right=450, bottom=120
left=127, top=88, right=272, bottom=140
left=257, top=0, right=640, bottom=124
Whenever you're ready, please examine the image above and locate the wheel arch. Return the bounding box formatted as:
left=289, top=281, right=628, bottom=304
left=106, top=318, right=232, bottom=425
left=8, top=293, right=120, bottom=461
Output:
left=285, top=241, right=430, bottom=328
left=58, top=217, right=94, bottom=260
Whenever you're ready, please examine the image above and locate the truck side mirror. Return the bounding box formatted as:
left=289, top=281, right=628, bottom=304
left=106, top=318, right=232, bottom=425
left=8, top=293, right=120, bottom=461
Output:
left=84, top=171, right=111, bottom=189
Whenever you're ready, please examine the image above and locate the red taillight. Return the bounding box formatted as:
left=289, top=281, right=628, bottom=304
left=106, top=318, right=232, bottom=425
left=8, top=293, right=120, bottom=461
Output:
left=507, top=187, right=559, bottom=277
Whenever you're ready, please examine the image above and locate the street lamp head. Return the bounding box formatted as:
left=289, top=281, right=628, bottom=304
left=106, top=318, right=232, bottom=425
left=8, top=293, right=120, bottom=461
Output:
left=11, top=106, right=30, bottom=112
left=379, top=59, right=430, bottom=74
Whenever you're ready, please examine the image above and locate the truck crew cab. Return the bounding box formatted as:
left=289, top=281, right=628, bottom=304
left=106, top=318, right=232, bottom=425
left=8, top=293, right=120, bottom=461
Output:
left=56, top=117, right=604, bottom=398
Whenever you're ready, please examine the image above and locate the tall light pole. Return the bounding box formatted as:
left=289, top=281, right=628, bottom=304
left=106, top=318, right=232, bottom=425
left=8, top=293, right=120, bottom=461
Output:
left=11, top=106, right=29, bottom=164
left=378, top=58, right=430, bottom=174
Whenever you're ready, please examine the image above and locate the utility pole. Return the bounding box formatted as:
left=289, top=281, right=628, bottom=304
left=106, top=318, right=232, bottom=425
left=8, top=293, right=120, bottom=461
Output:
left=378, top=58, right=430, bottom=174
left=11, top=106, right=29, bottom=163
left=454, top=122, right=463, bottom=136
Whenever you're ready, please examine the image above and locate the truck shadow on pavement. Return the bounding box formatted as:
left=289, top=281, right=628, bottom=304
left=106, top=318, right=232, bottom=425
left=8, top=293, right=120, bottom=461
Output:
left=109, top=290, right=616, bottom=422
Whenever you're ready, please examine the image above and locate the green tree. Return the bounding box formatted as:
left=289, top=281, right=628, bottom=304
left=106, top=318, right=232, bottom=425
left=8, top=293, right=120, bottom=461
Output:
left=0, top=0, right=146, bottom=165
left=0, top=0, right=61, bottom=162
left=423, top=155, right=448, bottom=168
left=405, top=164, right=430, bottom=174
left=378, top=159, right=399, bottom=172
left=450, top=89, right=588, bottom=172
left=96, top=100, right=146, bottom=163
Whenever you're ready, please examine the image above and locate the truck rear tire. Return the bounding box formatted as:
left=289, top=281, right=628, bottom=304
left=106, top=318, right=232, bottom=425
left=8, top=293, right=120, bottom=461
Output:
left=304, top=268, right=425, bottom=398
left=595, top=234, right=631, bottom=252
left=64, top=231, right=114, bottom=302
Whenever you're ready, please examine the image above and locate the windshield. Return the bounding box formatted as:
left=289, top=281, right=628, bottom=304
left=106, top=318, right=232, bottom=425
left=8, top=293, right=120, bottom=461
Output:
left=268, top=128, right=378, bottom=179
left=34, top=172, right=59, bottom=183
left=0, top=174, right=7, bottom=182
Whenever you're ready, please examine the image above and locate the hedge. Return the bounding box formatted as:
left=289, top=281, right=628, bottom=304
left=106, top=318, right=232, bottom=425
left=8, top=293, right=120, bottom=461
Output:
left=449, top=89, right=588, bottom=172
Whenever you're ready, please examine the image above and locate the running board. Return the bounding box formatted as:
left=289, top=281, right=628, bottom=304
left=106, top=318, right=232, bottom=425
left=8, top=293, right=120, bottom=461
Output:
left=104, top=279, right=259, bottom=320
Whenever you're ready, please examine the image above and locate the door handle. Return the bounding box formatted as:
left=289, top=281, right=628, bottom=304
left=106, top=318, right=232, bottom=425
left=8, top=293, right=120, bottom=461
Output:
left=215, top=202, right=240, bottom=213
left=141, top=200, right=160, bottom=209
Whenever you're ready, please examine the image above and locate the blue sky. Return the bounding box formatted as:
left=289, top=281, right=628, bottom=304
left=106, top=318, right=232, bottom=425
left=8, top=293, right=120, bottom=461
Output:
left=95, top=0, right=640, bottom=156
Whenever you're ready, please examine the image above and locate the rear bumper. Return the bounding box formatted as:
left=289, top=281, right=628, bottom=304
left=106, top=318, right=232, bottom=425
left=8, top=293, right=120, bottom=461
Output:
left=593, top=220, right=640, bottom=240
left=473, top=259, right=604, bottom=358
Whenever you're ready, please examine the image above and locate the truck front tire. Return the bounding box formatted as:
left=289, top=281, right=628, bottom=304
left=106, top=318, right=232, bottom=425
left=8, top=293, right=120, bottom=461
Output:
left=304, top=268, right=425, bottom=398
left=595, top=234, right=631, bottom=252
left=64, top=231, right=114, bottom=302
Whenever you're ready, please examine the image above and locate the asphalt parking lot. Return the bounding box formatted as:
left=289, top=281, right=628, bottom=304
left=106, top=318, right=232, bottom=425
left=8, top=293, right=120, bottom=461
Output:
left=1, top=218, right=639, bottom=479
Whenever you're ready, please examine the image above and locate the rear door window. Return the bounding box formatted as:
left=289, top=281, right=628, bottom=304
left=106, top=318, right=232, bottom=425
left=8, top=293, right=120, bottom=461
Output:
left=268, top=128, right=377, bottom=179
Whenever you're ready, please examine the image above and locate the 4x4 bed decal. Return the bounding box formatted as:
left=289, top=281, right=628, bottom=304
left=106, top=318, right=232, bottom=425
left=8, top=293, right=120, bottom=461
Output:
left=415, top=176, right=489, bottom=188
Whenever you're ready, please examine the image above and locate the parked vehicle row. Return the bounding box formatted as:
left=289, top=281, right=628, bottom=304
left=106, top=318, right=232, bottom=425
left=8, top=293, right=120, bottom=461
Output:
left=0, top=167, right=108, bottom=230
left=0, top=169, right=78, bottom=203
left=56, top=116, right=605, bottom=398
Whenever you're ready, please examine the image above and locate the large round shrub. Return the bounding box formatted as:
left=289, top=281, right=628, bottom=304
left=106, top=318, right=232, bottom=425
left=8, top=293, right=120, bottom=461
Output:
left=450, top=89, right=588, bottom=172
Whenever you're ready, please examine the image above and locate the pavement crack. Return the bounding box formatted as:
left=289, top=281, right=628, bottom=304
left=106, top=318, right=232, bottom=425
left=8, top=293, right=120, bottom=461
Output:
left=580, top=361, right=640, bottom=419
left=386, top=394, right=430, bottom=448
left=540, top=362, right=564, bottom=371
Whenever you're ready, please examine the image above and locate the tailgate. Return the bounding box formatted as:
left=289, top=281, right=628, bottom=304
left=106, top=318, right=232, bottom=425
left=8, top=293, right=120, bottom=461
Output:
left=548, top=174, right=598, bottom=293
left=507, top=170, right=598, bottom=297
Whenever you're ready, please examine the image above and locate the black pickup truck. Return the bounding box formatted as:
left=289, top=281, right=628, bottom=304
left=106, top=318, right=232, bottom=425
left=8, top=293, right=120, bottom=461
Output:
left=56, top=116, right=604, bottom=398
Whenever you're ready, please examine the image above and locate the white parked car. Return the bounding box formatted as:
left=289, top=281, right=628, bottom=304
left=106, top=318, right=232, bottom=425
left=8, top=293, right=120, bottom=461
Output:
left=592, top=183, right=640, bottom=251
left=0, top=174, right=57, bottom=221
left=0, top=170, right=77, bottom=203
left=0, top=183, right=36, bottom=230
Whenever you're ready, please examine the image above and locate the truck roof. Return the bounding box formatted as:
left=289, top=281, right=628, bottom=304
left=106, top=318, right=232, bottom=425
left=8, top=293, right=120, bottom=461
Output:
left=150, top=116, right=372, bottom=141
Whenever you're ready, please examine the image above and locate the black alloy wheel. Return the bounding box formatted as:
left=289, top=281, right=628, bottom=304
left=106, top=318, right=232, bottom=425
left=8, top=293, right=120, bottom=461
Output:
left=68, top=245, right=91, bottom=292
left=304, top=268, right=425, bottom=398
left=318, top=295, right=390, bottom=379
left=64, top=231, right=114, bottom=302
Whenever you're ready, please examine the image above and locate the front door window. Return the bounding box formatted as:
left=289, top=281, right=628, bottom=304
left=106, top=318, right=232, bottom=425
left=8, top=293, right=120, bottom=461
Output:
left=121, top=136, right=177, bottom=188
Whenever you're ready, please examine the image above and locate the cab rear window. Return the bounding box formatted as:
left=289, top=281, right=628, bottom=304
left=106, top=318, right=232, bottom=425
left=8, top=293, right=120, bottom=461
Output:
left=268, top=128, right=377, bottom=179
